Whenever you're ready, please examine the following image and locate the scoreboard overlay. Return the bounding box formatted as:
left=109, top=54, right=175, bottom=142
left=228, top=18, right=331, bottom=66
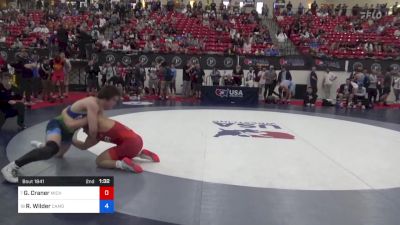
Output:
left=18, top=176, right=114, bottom=213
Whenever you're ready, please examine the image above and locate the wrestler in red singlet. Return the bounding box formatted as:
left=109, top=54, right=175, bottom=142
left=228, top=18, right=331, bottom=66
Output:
left=97, top=121, right=159, bottom=162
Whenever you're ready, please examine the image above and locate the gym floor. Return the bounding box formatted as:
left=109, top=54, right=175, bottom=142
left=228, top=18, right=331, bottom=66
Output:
left=1, top=101, right=400, bottom=225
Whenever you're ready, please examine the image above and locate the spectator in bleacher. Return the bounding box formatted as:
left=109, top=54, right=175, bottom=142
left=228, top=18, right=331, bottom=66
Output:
left=243, top=39, right=252, bottom=54
left=341, top=4, right=348, bottom=16
left=304, top=87, right=317, bottom=107
left=309, top=66, right=318, bottom=95
left=298, top=3, right=304, bottom=15
left=352, top=4, right=361, bottom=17
left=12, top=38, right=23, bottom=49
left=276, top=30, right=287, bottom=43
left=286, top=1, right=293, bottom=15
left=322, top=68, right=337, bottom=99
left=210, top=68, right=221, bottom=86
left=311, top=1, right=318, bottom=15
left=210, top=0, right=217, bottom=12
left=36, top=0, right=43, bottom=10
left=167, top=0, right=175, bottom=11
left=262, top=5, right=269, bottom=18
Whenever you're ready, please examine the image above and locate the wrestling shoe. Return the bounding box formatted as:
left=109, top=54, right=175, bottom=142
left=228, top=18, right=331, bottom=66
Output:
left=31, top=140, right=44, bottom=148
left=1, top=161, right=19, bottom=183
left=121, top=157, right=143, bottom=173
left=139, top=149, right=160, bottom=162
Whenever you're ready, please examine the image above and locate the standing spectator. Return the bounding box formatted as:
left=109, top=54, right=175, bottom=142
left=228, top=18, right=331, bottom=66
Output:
left=11, top=51, right=34, bottom=105
left=298, top=3, right=304, bottom=15
left=147, top=63, right=159, bottom=96
left=262, top=4, right=269, bottom=18
left=311, top=0, right=318, bottom=15
left=286, top=1, right=293, bottom=14
left=101, top=63, right=116, bottom=87
left=61, top=52, right=71, bottom=97
left=78, top=27, right=93, bottom=59
left=392, top=73, right=400, bottom=103
left=380, top=71, right=392, bottom=106
left=182, top=61, right=194, bottom=97
left=210, top=68, right=221, bottom=86
left=210, top=0, right=217, bottom=12
left=257, top=66, right=266, bottom=95
left=264, top=65, right=277, bottom=100
left=36, top=0, right=43, bottom=9
left=232, top=65, right=244, bottom=86
left=85, top=59, right=100, bottom=96
left=322, top=68, right=337, bottom=99
left=169, top=63, right=177, bottom=96
left=366, top=71, right=378, bottom=105
left=303, top=87, right=317, bottom=107
left=57, top=25, right=69, bottom=54
left=193, top=63, right=205, bottom=99
left=245, top=68, right=256, bottom=87
left=38, top=58, right=52, bottom=102
left=309, top=66, right=318, bottom=94
left=159, top=62, right=170, bottom=100
left=0, top=76, right=25, bottom=130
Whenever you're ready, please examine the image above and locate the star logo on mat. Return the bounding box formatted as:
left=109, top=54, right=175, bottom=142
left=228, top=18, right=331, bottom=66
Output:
left=213, top=121, right=294, bottom=139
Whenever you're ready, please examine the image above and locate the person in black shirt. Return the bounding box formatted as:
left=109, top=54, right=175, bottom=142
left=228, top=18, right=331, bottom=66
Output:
left=337, top=79, right=354, bottom=107
left=223, top=74, right=235, bottom=86
left=309, top=66, right=318, bottom=94
left=57, top=25, right=69, bottom=54
left=194, top=63, right=205, bottom=99
left=0, top=76, right=25, bottom=130
left=11, top=51, right=35, bottom=105
left=182, top=61, right=194, bottom=97
left=380, top=71, right=392, bottom=106
left=232, top=65, right=244, bottom=86
left=38, top=59, right=52, bottom=101
left=210, top=0, right=217, bottom=12
left=85, top=59, right=100, bottom=96
left=303, top=87, right=317, bottom=107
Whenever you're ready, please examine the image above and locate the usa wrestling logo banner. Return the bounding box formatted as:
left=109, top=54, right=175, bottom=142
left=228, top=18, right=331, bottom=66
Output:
left=215, top=89, right=244, bottom=98
left=213, top=121, right=295, bottom=139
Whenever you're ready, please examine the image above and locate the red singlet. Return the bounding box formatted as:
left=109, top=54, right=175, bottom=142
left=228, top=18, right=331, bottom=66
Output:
left=98, top=121, right=143, bottom=160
